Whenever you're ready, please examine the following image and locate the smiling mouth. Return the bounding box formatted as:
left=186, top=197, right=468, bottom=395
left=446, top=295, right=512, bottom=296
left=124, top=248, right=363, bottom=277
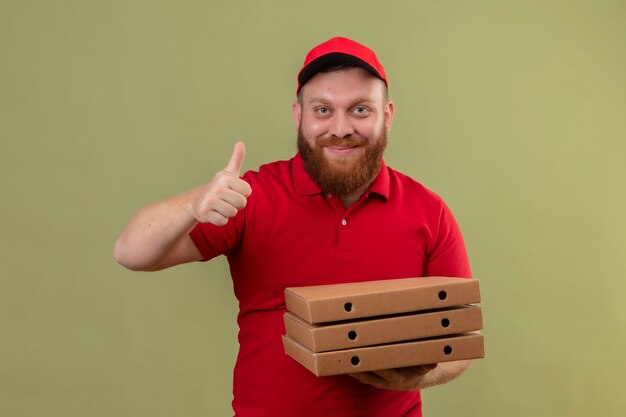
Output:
left=324, top=145, right=361, bottom=157
left=328, top=145, right=357, bottom=150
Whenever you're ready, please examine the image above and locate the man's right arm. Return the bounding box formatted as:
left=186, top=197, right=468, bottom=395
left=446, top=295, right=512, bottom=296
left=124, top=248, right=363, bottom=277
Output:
left=113, top=142, right=252, bottom=271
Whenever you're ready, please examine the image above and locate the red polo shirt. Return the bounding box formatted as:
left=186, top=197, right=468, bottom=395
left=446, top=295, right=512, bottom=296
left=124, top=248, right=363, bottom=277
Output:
left=190, top=153, right=471, bottom=417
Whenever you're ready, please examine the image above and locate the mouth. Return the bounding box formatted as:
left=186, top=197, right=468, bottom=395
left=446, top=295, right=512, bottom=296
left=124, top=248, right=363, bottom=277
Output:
left=324, top=144, right=361, bottom=158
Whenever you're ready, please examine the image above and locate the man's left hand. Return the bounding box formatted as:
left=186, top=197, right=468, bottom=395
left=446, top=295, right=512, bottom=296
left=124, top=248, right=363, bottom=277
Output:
left=349, top=364, right=437, bottom=391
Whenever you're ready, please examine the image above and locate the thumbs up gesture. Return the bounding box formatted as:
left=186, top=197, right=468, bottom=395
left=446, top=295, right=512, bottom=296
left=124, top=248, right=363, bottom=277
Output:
left=192, top=142, right=253, bottom=226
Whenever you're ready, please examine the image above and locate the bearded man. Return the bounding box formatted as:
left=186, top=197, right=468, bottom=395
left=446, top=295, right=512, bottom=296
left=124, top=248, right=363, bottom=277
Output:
left=114, top=37, right=473, bottom=417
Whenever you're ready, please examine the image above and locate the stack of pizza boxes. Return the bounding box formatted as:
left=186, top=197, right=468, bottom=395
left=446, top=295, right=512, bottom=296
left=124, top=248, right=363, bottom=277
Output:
left=282, top=277, right=484, bottom=376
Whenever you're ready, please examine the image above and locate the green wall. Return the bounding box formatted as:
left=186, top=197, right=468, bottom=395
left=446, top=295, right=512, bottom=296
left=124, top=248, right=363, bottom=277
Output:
left=2, top=1, right=625, bottom=416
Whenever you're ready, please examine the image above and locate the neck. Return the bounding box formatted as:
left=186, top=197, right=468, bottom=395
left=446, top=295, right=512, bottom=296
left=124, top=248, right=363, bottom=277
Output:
left=338, top=184, right=369, bottom=208
left=339, top=195, right=359, bottom=208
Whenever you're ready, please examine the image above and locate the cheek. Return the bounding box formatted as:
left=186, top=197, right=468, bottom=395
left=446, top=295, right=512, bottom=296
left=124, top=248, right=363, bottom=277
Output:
left=301, top=115, right=327, bottom=137
left=356, top=118, right=385, bottom=138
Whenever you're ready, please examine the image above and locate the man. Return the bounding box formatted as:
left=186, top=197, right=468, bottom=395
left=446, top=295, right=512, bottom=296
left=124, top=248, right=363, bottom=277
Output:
left=115, top=36, right=473, bottom=417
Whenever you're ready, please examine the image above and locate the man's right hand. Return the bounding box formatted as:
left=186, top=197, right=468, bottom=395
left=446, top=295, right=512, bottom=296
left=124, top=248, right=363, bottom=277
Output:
left=191, top=141, right=253, bottom=226
left=114, top=141, right=253, bottom=271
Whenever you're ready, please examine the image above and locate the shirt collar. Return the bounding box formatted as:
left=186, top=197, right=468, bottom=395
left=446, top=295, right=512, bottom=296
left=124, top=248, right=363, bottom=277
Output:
left=292, top=152, right=390, bottom=200
left=367, top=159, right=390, bottom=200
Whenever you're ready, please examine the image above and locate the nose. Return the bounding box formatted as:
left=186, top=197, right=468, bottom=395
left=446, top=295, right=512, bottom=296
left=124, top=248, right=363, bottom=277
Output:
left=328, top=111, right=355, bottom=138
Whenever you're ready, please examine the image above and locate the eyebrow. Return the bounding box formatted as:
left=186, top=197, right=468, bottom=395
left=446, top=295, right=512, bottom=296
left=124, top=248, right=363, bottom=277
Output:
left=307, top=97, right=377, bottom=106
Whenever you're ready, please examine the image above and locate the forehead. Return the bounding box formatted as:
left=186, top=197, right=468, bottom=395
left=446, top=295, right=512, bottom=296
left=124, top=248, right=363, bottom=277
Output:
left=299, top=67, right=387, bottom=105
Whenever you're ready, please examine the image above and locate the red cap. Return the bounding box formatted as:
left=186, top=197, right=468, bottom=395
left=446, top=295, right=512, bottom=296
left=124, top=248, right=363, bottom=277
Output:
left=296, top=36, right=388, bottom=95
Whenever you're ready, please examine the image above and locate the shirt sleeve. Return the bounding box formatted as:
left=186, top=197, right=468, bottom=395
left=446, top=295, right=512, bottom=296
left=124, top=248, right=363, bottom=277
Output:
left=188, top=205, right=245, bottom=261
left=424, top=201, right=472, bottom=278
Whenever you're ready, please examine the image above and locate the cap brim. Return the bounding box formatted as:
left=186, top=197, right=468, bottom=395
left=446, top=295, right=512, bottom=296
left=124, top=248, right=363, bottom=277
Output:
left=297, top=52, right=385, bottom=93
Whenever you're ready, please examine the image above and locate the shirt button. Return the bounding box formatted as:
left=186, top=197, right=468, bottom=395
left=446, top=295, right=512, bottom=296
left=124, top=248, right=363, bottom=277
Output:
left=326, top=194, right=333, bottom=198
left=341, top=219, right=347, bottom=226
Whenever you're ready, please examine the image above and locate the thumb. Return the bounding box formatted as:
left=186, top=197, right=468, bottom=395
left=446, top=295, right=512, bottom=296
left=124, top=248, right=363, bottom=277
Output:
left=225, top=141, right=246, bottom=176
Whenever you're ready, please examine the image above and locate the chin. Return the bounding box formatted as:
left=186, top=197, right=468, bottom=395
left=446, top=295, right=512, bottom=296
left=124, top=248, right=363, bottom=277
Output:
left=325, top=157, right=357, bottom=171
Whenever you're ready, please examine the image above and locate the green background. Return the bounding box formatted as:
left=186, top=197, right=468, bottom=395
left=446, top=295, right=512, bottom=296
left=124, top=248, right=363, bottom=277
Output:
left=2, top=1, right=625, bottom=416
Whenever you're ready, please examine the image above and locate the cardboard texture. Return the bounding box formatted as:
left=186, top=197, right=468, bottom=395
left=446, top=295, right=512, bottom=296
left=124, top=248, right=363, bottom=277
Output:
left=283, top=305, right=483, bottom=352
left=284, top=276, right=479, bottom=324
left=282, top=332, right=485, bottom=376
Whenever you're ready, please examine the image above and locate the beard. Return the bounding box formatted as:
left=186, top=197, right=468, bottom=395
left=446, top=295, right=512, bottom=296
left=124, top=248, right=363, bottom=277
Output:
left=297, top=127, right=387, bottom=197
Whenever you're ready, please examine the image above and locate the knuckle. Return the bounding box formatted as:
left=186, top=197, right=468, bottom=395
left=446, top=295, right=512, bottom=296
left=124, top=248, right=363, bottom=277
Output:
left=211, top=183, right=226, bottom=195
left=197, top=207, right=228, bottom=227
left=210, top=214, right=228, bottom=226
left=195, top=207, right=209, bottom=222
left=234, top=196, right=247, bottom=209
left=226, top=206, right=239, bottom=218
left=196, top=201, right=215, bottom=218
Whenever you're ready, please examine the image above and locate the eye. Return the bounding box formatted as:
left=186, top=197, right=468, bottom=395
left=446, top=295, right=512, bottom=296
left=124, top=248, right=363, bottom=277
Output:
left=315, top=106, right=330, bottom=115
left=353, top=106, right=370, bottom=115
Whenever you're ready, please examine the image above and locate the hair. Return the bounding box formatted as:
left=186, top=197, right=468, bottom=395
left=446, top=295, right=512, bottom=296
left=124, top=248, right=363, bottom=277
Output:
left=318, top=62, right=362, bottom=73
left=297, top=63, right=389, bottom=104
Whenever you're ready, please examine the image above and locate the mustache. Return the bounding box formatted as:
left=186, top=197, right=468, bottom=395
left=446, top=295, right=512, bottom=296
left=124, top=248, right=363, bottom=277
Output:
left=317, top=135, right=367, bottom=147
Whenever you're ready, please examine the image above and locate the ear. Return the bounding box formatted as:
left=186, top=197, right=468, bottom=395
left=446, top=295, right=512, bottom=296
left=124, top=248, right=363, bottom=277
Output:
left=384, top=100, right=395, bottom=133
left=291, top=101, right=302, bottom=131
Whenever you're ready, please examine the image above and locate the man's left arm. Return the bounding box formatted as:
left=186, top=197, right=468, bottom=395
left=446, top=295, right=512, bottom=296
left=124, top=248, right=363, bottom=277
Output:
left=351, top=199, right=475, bottom=390
left=350, top=360, right=472, bottom=391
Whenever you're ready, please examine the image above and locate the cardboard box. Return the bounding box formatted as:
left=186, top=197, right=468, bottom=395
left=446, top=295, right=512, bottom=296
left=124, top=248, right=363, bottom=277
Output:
left=284, top=277, right=479, bottom=324
left=283, top=332, right=484, bottom=376
left=284, top=305, right=483, bottom=352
